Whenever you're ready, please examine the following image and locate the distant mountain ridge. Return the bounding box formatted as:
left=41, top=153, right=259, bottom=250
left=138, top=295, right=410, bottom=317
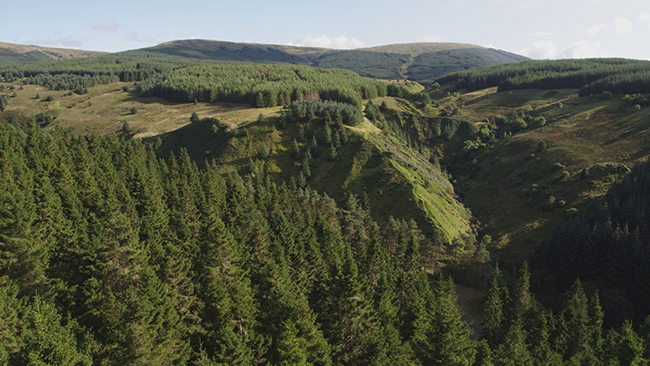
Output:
left=0, top=39, right=529, bottom=81
left=131, top=39, right=531, bottom=81
left=0, top=42, right=105, bottom=66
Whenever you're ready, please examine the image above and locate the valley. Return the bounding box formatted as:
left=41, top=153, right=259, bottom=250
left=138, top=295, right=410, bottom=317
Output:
left=1, top=39, right=650, bottom=364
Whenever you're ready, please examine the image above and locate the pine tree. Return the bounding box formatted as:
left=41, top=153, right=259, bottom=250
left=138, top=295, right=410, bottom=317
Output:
left=482, top=267, right=508, bottom=348
left=18, top=296, right=92, bottom=365
left=0, top=278, right=21, bottom=364
left=495, top=319, right=533, bottom=366
left=277, top=320, right=312, bottom=366
left=561, top=279, right=595, bottom=361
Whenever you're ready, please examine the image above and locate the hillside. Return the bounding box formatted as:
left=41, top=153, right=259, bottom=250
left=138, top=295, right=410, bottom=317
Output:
left=0, top=39, right=529, bottom=83
left=135, top=39, right=529, bottom=81
left=360, top=42, right=485, bottom=56
left=0, top=41, right=104, bottom=66
left=0, top=74, right=474, bottom=266
left=146, top=39, right=325, bottom=63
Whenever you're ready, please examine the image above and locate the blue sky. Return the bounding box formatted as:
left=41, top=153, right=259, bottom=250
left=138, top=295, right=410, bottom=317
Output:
left=4, top=0, right=650, bottom=60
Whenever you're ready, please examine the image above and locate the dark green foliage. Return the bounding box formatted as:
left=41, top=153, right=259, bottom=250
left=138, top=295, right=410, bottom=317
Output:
left=0, top=121, right=484, bottom=364
left=130, top=106, right=137, bottom=114
left=284, top=99, right=364, bottom=127
left=0, top=96, right=647, bottom=364
left=314, top=50, right=409, bottom=79
left=438, top=58, right=650, bottom=96
left=190, top=111, right=200, bottom=123
left=408, top=48, right=528, bottom=82
left=533, top=159, right=650, bottom=326
left=156, top=63, right=388, bottom=108
left=18, top=296, right=93, bottom=365
left=364, top=100, right=384, bottom=123
left=121, top=120, right=133, bottom=135
left=0, top=94, right=8, bottom=112
left=22, top=72, right=120, bottom=91
left=387, top=83, right=431, bottom=104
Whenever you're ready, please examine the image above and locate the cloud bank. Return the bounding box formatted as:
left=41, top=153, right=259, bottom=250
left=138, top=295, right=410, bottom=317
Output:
left=586, top=17, right=632, bottom=35
left=521, top=40, right=602, bottom=59
left=88, top=20, right=120, bottom=33
left=290, top=35, right=364, bottom=49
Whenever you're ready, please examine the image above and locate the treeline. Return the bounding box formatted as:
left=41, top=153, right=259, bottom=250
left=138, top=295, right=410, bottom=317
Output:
left=435, top=58, right=650, bottom=96
left=0, top=53, right=192, bottom=79
left=281, top=99, right=364, bottom=127
left=408, top=48, right=528, bottom=82
left=154, top=63, right=390, bottom=108
left=533, top=160, right=650, bottom=327
left=21, top=73, right=120, bottom=92
left=0, top=54, right=193, bottom=99
left=314, top=50, right=409, bottom=80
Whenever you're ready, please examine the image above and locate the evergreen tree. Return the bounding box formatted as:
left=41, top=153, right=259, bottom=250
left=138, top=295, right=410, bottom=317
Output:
left=482, top=267, right=508, bottom=348
left=18, top=296, right=92, bottom=366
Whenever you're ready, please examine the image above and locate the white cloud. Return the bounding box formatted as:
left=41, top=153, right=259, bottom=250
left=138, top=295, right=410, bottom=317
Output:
left=88, top=20, right=119, bottom=33
left=26, top=37, right=82, bottom=49
left=237, top=27, right=257, bottom=35
left=557, top=41, right=602, bottom=58
left=586, top=17, right=633, bottom=35
left=528, top=32, right=555, bottom=37
left=521, top=40, right=602, bottom=59
left=521, top=41, right=557, bottom=59
left=639, top=12, right=650, bottom=22
left=413, top=34, right=447, bottom=42
left=290, top=35, right=364, bottom=49
left=127, top=31, right=156, bottom=43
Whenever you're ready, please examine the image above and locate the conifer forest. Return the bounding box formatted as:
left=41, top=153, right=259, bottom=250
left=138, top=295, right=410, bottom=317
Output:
left=1, top=39, right=650, bottom=365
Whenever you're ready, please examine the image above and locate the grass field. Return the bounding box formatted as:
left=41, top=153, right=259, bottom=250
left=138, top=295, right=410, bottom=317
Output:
left=0, top=81, right=284, bottom=137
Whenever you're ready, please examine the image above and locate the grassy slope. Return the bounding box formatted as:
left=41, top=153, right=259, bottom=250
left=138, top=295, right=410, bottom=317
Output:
left=359, top=43, right=485, bottom=56
left=0, top=81, right=282, bottom=137
left=153, top=111, right=473, bottom=243
left=437, top=87, right=650, bottom=262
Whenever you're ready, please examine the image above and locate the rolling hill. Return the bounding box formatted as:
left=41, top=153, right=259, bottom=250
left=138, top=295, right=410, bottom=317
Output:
left=0, top=39, right=529, bottom=82
left=0, top=41, right=104, bottom=66
left=132, top=39, right=529, bottom=81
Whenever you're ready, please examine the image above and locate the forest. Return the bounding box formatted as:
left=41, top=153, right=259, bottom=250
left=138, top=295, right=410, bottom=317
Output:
left=0, top=120, right=648, bottom=365
left=436, top=58, right=650, bottom=95
left=153, top=63, right=390, bottom=108
left=3, top=40, right=650, bottom=364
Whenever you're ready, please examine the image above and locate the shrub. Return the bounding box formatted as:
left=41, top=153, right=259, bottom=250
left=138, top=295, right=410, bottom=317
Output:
left=529, top=116, right=546, bottom=129
left=551, top=162, right=565, bottom=171
left=553, top=171, right=570, bottom=183
left=130, top=107, right=138, bottom=114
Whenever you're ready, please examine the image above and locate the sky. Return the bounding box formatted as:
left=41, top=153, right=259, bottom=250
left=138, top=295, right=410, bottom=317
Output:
left=3, top=0, right=650, bottom=60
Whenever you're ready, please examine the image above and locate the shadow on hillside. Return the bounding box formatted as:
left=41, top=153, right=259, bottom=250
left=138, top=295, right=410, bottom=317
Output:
left=145, top=119, right=231, bottom=168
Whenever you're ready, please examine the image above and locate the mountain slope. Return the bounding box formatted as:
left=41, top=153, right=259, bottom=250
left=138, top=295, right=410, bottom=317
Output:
left=133, top=39, right=529, bottom=81
left=0, top=41, right=104, bottom=66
